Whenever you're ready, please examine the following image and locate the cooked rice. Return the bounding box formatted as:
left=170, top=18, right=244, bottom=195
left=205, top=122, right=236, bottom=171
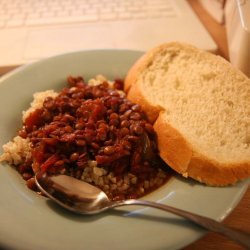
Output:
left=22, top=90, right=58, bottom=122
left=80, top=163, right=167, bottom=198
left=0, top=136, right=31, bottom=165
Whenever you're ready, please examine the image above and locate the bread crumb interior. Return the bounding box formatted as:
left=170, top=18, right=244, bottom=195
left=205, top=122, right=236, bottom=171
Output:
left=140, top=47, right=250, bottom=162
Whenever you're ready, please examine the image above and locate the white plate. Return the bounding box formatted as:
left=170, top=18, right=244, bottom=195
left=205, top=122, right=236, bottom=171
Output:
left=0, top=50, right=249, bottom=250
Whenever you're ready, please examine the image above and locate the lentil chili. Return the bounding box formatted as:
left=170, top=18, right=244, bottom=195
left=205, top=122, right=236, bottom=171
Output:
left=18, top=76, right=171, bottom=201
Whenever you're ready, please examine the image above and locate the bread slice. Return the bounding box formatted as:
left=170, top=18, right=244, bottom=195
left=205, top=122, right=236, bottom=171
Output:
left=125, top=42, right=250, bottom=186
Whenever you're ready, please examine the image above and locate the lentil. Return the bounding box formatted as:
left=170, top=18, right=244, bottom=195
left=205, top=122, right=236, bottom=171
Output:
left=16, top=76, right=171, bottom=201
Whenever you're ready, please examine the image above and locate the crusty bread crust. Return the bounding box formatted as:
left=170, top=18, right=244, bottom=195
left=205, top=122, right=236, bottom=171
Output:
left=155, top=112, right=250, bottom=185
left=126, top=80, right=163, bottom=123
left=153, top=113, right=192, bottom=173
left=188, top=155, right=250, bottom=186
left=125, top=42, right=250, bottom=186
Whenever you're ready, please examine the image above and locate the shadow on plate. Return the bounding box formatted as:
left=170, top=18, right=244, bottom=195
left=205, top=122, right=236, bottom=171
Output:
left=45, top=199, right=204, bottom=233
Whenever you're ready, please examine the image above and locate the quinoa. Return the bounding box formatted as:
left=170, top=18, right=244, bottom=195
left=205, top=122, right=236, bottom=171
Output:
left=0, top=136, right=31, bottom=165
left=0, top=75, right=171, bottom=201
left=22, top=90, right=58, bottom=122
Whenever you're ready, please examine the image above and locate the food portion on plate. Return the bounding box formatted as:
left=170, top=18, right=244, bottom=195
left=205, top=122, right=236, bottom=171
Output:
left=0, top=42, right=249, bottom=204
left=0, top=75, right=170, bottom=201
left=125, top=42, right=250, bottom=186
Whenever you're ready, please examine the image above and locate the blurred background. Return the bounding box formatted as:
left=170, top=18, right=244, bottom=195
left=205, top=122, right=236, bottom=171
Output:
left=0, top=0, right=249, bottom=76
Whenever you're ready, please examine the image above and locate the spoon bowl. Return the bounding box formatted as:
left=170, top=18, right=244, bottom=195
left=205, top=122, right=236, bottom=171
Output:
left=35, top=171, right=111, bottom=214
left=35, top=172, right=250, bottom=248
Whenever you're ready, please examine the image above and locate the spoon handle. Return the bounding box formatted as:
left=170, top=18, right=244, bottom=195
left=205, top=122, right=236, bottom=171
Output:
left=110, top=199, right=250, bottom=248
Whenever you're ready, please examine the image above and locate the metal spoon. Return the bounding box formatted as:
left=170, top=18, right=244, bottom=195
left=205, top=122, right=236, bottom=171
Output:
left=35, top=172, right=250, bottom=248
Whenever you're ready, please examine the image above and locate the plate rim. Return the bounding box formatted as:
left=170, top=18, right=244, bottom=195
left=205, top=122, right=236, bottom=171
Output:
left=0, top=49, right=249, bottom=250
